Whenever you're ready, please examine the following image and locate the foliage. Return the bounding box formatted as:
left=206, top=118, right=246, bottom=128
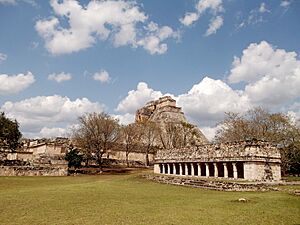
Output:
left=215, top=107, right=300, bottom=175
left=72, top=112, right=120, bottom=171
left=65, top=147, right=83, bottom=170
left=0, top=112, right=22, bottom=150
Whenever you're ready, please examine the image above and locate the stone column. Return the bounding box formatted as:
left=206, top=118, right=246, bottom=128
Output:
left=173, top=163, right=176, bottom=175
left=191, top=163, right=195, bottom=176
left=185, top=163, right=188, bottom=176
left=233, top=163, right=238, bottom=179
left=167, top=164, right=170, bottom=175
left=214, top=163, right=218, bottom=178
left=223, top=163, right=228, bottom=178
left=205, top=163, right=209, bottom=177
left=179, top=163, right=183, bottom=176
left=162, top=164, right=165, bottom=174
left=197, top=163, right=201, bottom=177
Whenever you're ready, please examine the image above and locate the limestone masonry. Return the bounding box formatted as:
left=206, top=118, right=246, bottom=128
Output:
left=142, top=97, right=282, bottom=181
left=136, top=96, right=208, bottom=145
left=154, top=140, right=281, bottom=181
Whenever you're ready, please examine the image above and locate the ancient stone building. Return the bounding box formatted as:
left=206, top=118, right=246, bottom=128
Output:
left=135, top=96, right=208, bottom=146
left=154, top=140, right=281, bottom=181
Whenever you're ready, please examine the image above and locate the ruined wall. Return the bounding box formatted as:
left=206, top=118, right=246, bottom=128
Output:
left=107, top=151, right=154, bottom=164
left=155, top=140, right=281, bottom=163
left=0, top=165, right=67, bottom=176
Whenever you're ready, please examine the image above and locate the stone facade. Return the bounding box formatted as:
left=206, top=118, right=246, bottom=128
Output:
left=154, top=140, right=281, bottom=181
left=135, top=96, right=208, bottom=145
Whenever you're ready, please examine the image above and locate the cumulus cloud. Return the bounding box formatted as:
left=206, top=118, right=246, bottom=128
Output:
left=1, top=95, right=104, bottom=138
left=0, top=52, right=7, bottom=62
left=0, top=72, right=35, bottom=95
left=48, top=72, right=72, bottom=83
left=113, top=113, right=135, bottom=125
left=93, top=70, right=111, bottom=83
left=115, top=77, right=251, bottom=139
left=116, top=82, right=163, bottom=114
left=35, top=0, right=177, bottom=55
left=180, top=0, right=224, bottom=35
left=40, top=127, right=67, bottom=138
left=177, top=77, right=250, bottom=126
left=228, top=41, right=300, bottom=106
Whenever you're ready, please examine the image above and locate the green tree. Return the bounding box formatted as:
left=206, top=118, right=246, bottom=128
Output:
left=65, top=147, right=83, bottom=172
left=0, top=112, right=22, bottom=150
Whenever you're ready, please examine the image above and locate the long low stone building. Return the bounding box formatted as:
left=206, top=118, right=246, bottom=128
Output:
left=154, top=140, right=281, bottom=181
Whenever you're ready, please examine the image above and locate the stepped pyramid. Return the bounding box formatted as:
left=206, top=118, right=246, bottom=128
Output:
left=135, top=96, right=208, bottom=146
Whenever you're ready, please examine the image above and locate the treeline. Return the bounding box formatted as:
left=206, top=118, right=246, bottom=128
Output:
left=1, top=107, right=299, bottom=176
left=214, top=107, right=300, bottom=175
left=70, top=112, right=202, bottom=171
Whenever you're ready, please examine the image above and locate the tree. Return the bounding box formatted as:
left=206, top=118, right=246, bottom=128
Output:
left=65, top=147, right=83, bottom=172
left=121, top=123, right=143, bottom=167
left=0, top=112, right=22, bottom=150
left=139, top=121, right=160, bottom=166
left=159, top=121, right=202, bottom=149
left=215, top=107, right=300, bottom=175
left=72, top=112, right=120, bottom=172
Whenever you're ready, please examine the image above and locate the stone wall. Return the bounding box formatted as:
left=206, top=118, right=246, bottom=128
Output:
left=144, top=174, right=279, bottom=192
left=0, top=165, right=67, bottom=176
left=155, top=140, right=281, bottom=163
left=107, top=151, right=154, bottom=164
left=154, top=140, right=281, bottom=181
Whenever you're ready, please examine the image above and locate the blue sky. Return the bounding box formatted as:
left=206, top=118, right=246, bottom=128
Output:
left=0, top=0, right=299, bottom=139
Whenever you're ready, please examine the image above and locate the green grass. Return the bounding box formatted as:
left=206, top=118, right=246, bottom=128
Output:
left=0, top=171, right=299, bottom=225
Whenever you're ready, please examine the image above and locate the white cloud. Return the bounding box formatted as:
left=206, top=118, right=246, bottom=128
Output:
left=40, top=127, right=67, bottom=138
left=116, top=82, right=163, bottom=114
left=0, top=52, right=7, bottom=62
left=114, top=41, right=300, bottom=140
left=228, top=41, right=300, bottom=106
left=93, top=70, right=111, bottom=83
left=0, top=72, right=35, bottom=95
left=205, top=16, right=223, bottom=36
left=280, top=1, right=290, bottom=8
left=48, top=72, right=72, bottom=83
left=1, top=95, right=105, bottom=138
left=113, top=113, right=135, bottom=125
left=137, top=22, right=179, bottom=55
left=35, top=0, right=177, bottom=55
left=179, top=12, right=199, bottom=26
left=177, top=77, right=250, bottom=126
left=180, top=0, right=224, bottom=35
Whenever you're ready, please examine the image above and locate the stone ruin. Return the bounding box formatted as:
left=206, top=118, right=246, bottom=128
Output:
left=0, top=138, right=69, bottom=176
left=136, top=96, right=208, bottom=146
left=154, top=140, right=281, bottom=181
left=136, top=96, right=282, bottom=181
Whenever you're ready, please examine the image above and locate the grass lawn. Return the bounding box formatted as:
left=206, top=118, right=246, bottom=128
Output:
left=0, top=171, right=299, bottom=225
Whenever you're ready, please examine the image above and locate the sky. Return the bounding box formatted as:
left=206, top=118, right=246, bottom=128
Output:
left=0, top=0, right=299, bottom=140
